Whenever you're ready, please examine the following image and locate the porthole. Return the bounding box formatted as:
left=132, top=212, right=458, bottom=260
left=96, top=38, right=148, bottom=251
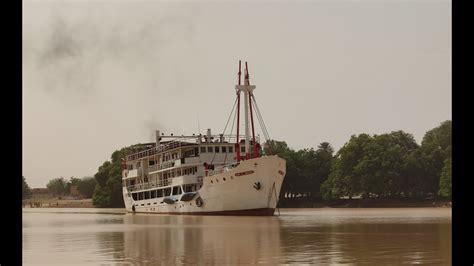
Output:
left=216, top=179, right=219, bottom=182
left=211, top=180, right=213, bottom=183
left=223, top=177, right=226, bottom=181
left=231, top=176, right=234, bottom=179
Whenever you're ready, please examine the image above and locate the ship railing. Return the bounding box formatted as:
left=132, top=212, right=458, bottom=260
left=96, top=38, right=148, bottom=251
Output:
left=148, top=164, right=159, bottom=173
left=206, top=162, right=239, bottom=176
left=145, top=162, right=174, bottom=174
left=126, top=135, right=262, bottom=161
left=126, top=139, right=185, bottom=161
left=127, top=179, right=172, bottom=192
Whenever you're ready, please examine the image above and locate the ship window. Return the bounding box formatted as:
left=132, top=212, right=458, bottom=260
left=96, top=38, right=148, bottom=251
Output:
left=178, top=186, right=182, bottom=195
left=177, top=169, right=181, bottom=176
left=229, top=146, right=233, bottom=153
left=157, top=189, right=163, bottom=198
left=222, top=146, right=226, bottom=153
left=200, top=147, right=206, bottom=153
left=172, top=186, right=179, bottom=195
left=241, top=146, right=245, bottom=153
left=145, top=191, right=150, bottom=199
left=194, top=166, right=197, bottom=172
left=184, top=184, right=197, bottom=192
left=164, top=188, right=171, bottom=196
left=151, top=190, right=156, bottom=198
left=215, top=146, right=220, bottom=153
left=207, top=147, right=213, bottom=153
left=132, top=193, right=138, bottom=201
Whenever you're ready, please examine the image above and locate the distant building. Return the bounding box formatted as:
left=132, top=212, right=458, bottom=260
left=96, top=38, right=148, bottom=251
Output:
left=70, top=185, right=79, bottom=196
left=30, top=188, right=51, bottom=199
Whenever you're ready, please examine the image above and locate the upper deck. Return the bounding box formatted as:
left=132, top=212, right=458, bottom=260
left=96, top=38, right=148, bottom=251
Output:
left=125, top=133, right=261, bottom=162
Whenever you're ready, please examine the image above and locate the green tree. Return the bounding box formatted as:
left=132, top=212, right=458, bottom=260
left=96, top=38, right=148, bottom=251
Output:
left=355, top=131, right=418, bottom=198
left=321, top=131, right=418, bottom=200
left=47, top=177, right=67, bottom=196
left=303, top=142, right=334, bottom=199
left=93, top=146, right=133, bottom=207
left=22, top=176, right=32, bottom=199
left=321, top=134, right=373, bottom=200
left=419, top=120, right=452, bottom=196
left=438, top=158, right=452, bottom=198
left=77, top=177, right=97, bottom=198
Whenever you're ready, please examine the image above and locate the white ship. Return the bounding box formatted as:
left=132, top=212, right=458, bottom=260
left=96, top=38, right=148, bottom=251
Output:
left=121, top=61, right=286, bottom=215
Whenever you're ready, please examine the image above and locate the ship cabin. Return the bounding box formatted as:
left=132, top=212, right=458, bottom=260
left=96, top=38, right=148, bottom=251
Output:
left=121, top=129, right=262, bottom=203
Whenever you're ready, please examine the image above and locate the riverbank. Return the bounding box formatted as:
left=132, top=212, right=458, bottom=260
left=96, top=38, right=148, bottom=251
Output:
left=23, top=198, right=93, bottom=208
left=22, top=198, right=451, bottom=209
left=278, top=198, right=452, bottom=208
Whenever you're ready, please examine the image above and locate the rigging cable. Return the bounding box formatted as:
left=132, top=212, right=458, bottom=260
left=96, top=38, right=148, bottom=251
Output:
left=252, top=95, right=270, bottom=140
left=251, top=95, right=274, bottom=155
left=221, top=97, right=238, bottom=137
left=214, top=97, right=238, bottom=166
left=223, top=98, right=238, bottom=164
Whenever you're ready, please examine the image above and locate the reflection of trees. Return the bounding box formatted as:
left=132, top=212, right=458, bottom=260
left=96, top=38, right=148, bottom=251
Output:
left=278, top=220, right=452, bottom=264
left=122, top=214, right=282, bottom=264
left=95, top=231, right=126, bottom=262
left=94, top=216, right=126, bottom=262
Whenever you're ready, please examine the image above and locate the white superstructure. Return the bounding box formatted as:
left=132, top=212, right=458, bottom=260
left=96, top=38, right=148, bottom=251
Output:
left=121, top=61, right=286, bottom=215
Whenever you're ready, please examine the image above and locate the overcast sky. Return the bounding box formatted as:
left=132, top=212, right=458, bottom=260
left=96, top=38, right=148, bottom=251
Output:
left=23, top=0, right=451, bottom=188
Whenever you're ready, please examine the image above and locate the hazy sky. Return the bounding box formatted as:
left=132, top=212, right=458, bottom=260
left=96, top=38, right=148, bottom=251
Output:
left=23, top=0, right=451, bottom=188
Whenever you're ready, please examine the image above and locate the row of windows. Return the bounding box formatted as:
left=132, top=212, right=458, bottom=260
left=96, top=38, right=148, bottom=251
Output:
left=200, top=146, right=234, bottom=154
left=162, top=166, right=198, bottom=179
left=131, top=184, right=198, bottom=201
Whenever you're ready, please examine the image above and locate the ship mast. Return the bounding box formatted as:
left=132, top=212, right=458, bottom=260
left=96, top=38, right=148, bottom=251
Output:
left=246, top=62, right=258, bottom=159
left=235, top=61, right=257, bottom=160
left=243, top=65, right=250, bottom=159
left=236, top=61, right=242, bottom=161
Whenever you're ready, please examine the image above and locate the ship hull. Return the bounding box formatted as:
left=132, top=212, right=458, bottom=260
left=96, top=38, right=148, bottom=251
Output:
left=122, top=155, right=286, bottom=216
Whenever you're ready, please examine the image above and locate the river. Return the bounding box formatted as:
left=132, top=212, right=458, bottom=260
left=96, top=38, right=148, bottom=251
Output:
left=22, top=208, right=451, bottom=265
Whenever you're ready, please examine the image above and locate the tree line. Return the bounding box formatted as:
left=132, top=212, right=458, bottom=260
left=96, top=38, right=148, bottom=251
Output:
left=36, top=120, right=449, bottom=207
left=46, top=176, right=97, bottom=198
left=266, top=120, right=451, bottom=200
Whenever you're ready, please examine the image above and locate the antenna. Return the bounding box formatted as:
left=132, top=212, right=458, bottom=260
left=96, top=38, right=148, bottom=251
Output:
left=238, top=60, right=242, bottom=86
left=245, top=61, right=250, bottom=85
left=197, top=113, right=201, bottom=134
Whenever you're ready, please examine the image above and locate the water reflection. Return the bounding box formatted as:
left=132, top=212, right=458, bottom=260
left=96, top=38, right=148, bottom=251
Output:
left=121, top=214, right=282, bottom=264
left=23, top=208, right=451, bottom=265
left=279, top=222, right=451, bottom=264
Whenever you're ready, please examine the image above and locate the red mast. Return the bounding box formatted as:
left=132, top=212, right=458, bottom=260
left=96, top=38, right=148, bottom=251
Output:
left=245, top=62, right=258, bottom=158
left=236, top=60, right=242, bottom=162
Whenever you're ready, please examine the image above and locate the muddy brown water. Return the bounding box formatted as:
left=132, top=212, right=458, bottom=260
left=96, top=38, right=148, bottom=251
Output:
left=22, top=208, right=451, bottom=265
